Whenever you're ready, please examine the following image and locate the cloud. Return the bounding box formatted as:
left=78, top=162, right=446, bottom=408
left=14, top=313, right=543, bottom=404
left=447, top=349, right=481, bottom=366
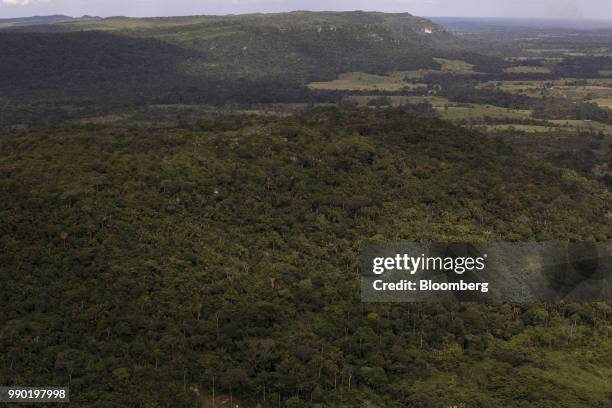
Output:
left=1, top=0, right=51, bottom=5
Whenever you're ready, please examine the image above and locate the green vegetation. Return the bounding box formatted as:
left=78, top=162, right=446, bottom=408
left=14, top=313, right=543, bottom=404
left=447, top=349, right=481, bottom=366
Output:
left=366, top=96, right=393, bottom=107
left=593, top=98, right=612, bottom=109
left=504, top=66, right=552, bottom=74
left=1, top=108, right=611, bottom=407
left=307, top=58, right=477, bottom=91
left=0, top=11, right=460, bottom=89
left=479, top=79, right=612, bottom=102
left=308, top=72, right=419, bottom=91
left=349, top=95, right=449, bottom=107
left=433, top=58, right=478, bottom=74
left=1, top=12, right=612, bottom=408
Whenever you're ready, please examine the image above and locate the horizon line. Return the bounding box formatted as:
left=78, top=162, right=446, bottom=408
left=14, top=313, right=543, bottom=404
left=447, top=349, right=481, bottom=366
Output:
left=1, top=11, right=612, bottom=22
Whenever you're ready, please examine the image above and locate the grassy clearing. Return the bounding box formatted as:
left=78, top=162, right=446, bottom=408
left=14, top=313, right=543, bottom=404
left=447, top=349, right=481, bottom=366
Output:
left=309, top=59, right=478, bottom=92
left=478, top=79, right=612, bottom=102
left=396, top=96, right=533, bottom=121
left=388, top=69, right=433, bottom=80
left=559, top=85, right=612, bottom=99
left=433, top=58, right=477, bottom=74
left=348, top=94, right=612, bottom=135
left=504, top=66, right=552, bottom=74
left=549, top=119, right=612, bottom=133
left=592, top=98, right=612, bottom=109
left=388, top=59, right=478, bottom=80
left=398, top=95, right=450, bottom=107
left=487, top=120, right=612, bottom=134
left=308, top=72, right=422, bottom=91
left=328, top=72, right=612, bottom=136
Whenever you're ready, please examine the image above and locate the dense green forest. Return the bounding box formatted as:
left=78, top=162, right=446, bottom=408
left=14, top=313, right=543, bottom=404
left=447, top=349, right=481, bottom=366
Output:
left=1, top=108, right=610, bottom=407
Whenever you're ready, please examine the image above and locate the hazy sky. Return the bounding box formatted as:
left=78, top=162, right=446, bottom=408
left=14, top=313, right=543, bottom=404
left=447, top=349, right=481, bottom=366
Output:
left=1, top=0, right=612, bottom=20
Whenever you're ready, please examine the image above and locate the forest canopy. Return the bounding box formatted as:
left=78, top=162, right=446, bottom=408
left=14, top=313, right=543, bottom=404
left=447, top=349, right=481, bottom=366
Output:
left=1, top=107, right=610, bottom=407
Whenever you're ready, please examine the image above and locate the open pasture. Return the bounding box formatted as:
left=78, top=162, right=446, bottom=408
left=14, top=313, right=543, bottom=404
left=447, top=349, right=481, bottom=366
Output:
left=308, top=72, right=423, bottom=91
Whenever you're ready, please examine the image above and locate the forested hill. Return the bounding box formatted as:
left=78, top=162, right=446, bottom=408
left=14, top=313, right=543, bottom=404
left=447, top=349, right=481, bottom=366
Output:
left=0, top=11, right=480, bottom=102
left=1, top=108, right=610, bottom=406
left=0, top=15, right=99, bottom=29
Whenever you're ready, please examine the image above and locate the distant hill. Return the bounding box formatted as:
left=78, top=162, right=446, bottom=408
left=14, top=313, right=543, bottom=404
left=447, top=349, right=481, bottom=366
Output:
left=0, top=11, right=496, bottom=104
left=0, top=14, right=99, bottom=29
left=0, top=11, right=463, bottom=79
